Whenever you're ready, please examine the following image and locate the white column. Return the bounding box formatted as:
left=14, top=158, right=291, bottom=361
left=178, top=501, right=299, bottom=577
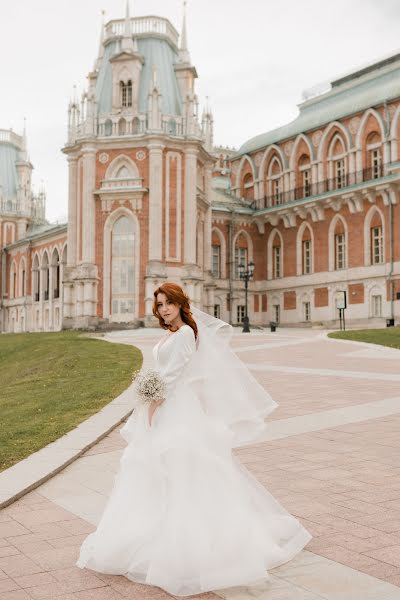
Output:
left=184, top=147, right=198, bottom=264
left=204, top=166, right=212, bottom=272
left=67, top=157, right=78, bottom=267
left=49, top=264, right=53, bottom=329
left=148, top=142, right=164, bottom=261
left=81, top=149, right=96, bottom=264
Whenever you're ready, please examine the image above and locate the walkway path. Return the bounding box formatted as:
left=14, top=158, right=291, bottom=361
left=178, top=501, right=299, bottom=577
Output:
left=1, top=328, right=400, bottom=599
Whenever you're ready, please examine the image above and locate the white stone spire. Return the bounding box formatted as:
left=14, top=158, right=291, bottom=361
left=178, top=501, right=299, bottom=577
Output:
left=20, top=117, right=29, bottom=162
left=179, top=0, right=190, bottom=64
left=121, top=0, right=135, bottom=52
left=94, top=10, right=106, bottom=70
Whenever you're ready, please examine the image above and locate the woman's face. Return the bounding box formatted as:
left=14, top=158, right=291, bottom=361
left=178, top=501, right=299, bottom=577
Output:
left=156, top=293, right=180, bottom=323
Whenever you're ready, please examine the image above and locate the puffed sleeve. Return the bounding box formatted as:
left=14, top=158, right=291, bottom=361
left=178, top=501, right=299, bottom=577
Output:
left=157, top=326, right=196, bottom=397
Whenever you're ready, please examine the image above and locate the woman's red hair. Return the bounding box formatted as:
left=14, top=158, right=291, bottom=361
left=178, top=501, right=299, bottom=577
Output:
left=153, top=282, right=198, bottom=340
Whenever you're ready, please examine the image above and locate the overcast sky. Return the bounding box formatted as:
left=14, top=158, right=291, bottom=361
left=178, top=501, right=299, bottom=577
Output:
left=1, top=0, right=400, bottom=223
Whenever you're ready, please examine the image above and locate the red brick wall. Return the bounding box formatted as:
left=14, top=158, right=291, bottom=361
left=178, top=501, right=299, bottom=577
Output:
left=284, top=290, right=296, bottom=310
left=314, top=287, right=329, bottom=307
left=348, top=283, right=364, bottom=304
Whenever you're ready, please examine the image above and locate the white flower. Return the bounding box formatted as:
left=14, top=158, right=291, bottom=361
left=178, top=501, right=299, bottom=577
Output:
left=132, top=369, right=166, bottom=404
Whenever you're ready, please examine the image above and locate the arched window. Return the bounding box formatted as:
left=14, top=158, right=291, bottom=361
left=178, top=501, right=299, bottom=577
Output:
left=42, top=253, right=49, bottom=301
left=118, top=118, right=127, bottom=136
left=366, top=132, right=382, bottom=180
left=364, top=207, right=385, bottom=266
left=111, top=216, right=135, bottom=321
left=234, top=236, right=248, bottom=279
left=334, top=220, right=346, bottom=270
left=104, top=119, right=113, bottom=136
left=120, top=80, right=132, bottom=108
left=10, top=262, right=16, bottom=299
left=132, top=117, right=140, bottom=134
left=298, top=154, right=311, bottom=198
left=212, top=244, right=221, bottom=278
left=328, top=135, right=347, bottom=190
left=242, top=173, right=254, bottom=200
left=51, top=249, right=60, bottom=299
left=301, top=228, right=312, bottom=275
left=268, top=158, right=283, bottom=205
left=273, top=236, right=281, bottom=279
left=32, top=255, right=40, bottom=302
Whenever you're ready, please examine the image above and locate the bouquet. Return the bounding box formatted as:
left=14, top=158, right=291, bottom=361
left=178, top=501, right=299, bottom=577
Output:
left=132, top=369, right=166, bottom=404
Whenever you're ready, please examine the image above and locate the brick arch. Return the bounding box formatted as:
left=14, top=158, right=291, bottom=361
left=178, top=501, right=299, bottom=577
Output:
left=289, top=133, right=315, bottom=172
left=235, top=155, right=256, bottom=196
left=232, top=228, right=254, bottom=261
left=317, top=121, right=352, bottom=163
left=355, top=108, right=386, bottom=149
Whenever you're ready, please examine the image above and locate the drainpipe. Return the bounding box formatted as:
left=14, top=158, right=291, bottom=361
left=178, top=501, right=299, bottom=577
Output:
left=228, top=206, right=236, bottom=325
left=383, top=100, right=395, bottom=320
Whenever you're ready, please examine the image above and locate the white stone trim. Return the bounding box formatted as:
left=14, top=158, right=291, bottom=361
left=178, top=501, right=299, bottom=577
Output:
left=296, top=222, right=314, bottom=276
left=211, top=227, right=227, bottom=279
left=328, top=214, right=348, bottom=272
left=364, top=204, right=385, bottom=267
left=165, top=151, right=182, bottom=262
left=267, top=228, right=284, bottom=280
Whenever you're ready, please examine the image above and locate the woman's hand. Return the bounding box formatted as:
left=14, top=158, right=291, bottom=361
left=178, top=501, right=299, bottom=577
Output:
left=148, top=398, right=164, bottom=427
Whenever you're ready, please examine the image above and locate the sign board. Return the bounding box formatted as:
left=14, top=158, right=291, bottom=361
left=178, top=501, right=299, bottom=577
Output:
left=335, top=290, right=347, bottom=310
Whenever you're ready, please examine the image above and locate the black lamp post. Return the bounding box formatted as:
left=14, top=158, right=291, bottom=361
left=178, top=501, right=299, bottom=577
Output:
left=238, top=260, right=255, bottom=332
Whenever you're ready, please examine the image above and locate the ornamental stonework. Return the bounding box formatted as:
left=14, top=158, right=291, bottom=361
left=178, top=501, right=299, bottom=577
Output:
left=98, top=152, right=109, bottom=164
left=284, top=141, right=294, bottom=157
left=349, top=117, right=361, bottom=135
left=312, top=130, right=323, bottom=147
left=231, top=162, right=239, bottom=174
left=136, top=150, right=146, bottom=161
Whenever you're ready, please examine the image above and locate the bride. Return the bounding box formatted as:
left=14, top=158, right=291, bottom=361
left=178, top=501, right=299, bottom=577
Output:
left=76, top=282, right=312, bottom=597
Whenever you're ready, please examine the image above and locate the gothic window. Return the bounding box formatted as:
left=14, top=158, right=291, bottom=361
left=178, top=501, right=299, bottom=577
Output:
left=235, top=246, right=247, bottom=278
left=371, top=226, right=383, bottom=264
left=335, top=158, right=345, bottom=189
left=111, top=216, right=135, bottom=320
left=120, top=80, right=133, bottom=108
left=371, top=148, right=382, bottom=179
left=237, top=305, right=245, bottom=324
left=212, top=245, right=221, bottom=278
left=273, top=245, right=281, bottom=278
left=371, top=294, right=382, bottom=317
left=302, top=239, right=312, bottom=274
left=335, top=233, right=346, bottom=270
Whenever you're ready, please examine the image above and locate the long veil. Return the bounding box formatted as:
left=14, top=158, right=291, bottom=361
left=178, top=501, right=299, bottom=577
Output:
left=186, top=305, right=278, bottom=448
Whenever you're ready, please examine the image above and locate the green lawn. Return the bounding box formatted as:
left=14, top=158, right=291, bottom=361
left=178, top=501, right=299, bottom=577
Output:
left=328, top=327, right=400, bottom=350
left=0, top=331, right=142, bottom=472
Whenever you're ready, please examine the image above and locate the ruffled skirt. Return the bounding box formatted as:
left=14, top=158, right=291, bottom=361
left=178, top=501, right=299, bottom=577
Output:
left=76, top=388, right=312, bottom=596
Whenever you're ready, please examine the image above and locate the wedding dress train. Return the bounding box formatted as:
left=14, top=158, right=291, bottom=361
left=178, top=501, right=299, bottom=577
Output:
left=76, top=318, right=312, bottom=597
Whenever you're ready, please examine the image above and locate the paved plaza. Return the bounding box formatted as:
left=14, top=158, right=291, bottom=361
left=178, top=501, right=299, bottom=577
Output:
left=1, top=327, right=400, bottom=599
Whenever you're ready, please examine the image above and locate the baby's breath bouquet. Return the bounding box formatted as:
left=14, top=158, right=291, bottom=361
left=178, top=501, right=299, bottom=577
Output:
left=132, top=369, right=166, bottom=404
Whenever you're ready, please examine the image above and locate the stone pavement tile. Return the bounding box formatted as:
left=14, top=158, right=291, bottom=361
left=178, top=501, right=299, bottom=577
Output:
left=0, top=524, right=31, bottom=540
left=11, top=508, right=77, bottom=529
left=330, top=498, right=391, bottom=515
left=12, top=573, right=56, bottom=589
left=304, top=515, right=380, bottom=538
left=320, top=532, right=400, bottom=554
left=25, top=546, right=79, bottom=572
left=363, top=544, right=400, bottom=567
left=0, top=578, right=20, bottom=593
left=47, top=535, right=88, bottom=549
left=356, top=561, right=400, bottom=583
left=56, top=521, right=95, bottom=536
left=67, top=586, right=126, bottom=598
left=19, top=523, right=71, bottom=540
left=344, top=510, right=400, bottom=528
left=0, top=591, right=31, bottom=599
left=0, top=548, right=20, bottom=559
left=365, top=519, right=400, bottom=533
left=0, top=555, right=43, bottom=578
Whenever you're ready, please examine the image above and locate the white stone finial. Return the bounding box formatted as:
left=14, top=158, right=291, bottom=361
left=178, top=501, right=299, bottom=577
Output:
left=179, top=0, right=190, bottom=63
left=121, top=0, right=135, bottom=52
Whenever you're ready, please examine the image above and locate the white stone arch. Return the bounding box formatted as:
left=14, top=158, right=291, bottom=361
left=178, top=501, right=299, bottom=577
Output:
left=289, top=133, right=315, bottom=171
left=328, top=214, right=348, bottom=271
left=327, top=132, right=346, bottom=158
left=9, top=259, right=17, bottom=299
left=234, top=154, right=256, bottom=194
left=103, top=207, right=140, bottom=321
left=364, top=204, right=385, bottom=266
left=296, top=222, right=314, bottom=275
left=267, top=228, right=284, bottom=280
left=41, top=249, right=49, bottom=267
left=211, top=226, right=227, bottom=279
left=317, top=121, right=352, bottom=162
left=18, top=256, right=27, bottom=298
left=267, top=156, right=282, bottom=176
left=105, top=154, right=139, bottom=179
left=259, top=144, right=288, bottom=177
left=355, top=108, right=386, bottom=149
left=232, top=228, right=254, bottom=261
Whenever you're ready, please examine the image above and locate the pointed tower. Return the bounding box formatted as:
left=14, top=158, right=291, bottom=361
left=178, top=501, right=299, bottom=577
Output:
left=175, top=1, right=198, bottom=102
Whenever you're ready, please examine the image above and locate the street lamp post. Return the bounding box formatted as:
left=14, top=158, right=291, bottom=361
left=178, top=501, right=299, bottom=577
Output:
left=238, top=260, right=255, bottom=333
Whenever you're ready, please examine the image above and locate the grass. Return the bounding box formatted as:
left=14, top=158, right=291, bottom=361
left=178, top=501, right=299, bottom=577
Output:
left=0, top=330, right=142, bottom=472
left=328, top=327, right=400, bottom=350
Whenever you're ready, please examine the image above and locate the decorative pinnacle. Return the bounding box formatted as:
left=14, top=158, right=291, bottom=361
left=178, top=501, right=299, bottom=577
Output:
left=179, top=0, right=190, bottom=63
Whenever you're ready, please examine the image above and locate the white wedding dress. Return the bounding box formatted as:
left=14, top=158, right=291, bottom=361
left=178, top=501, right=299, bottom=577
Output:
left=76, top=322, right=312, bottom=597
